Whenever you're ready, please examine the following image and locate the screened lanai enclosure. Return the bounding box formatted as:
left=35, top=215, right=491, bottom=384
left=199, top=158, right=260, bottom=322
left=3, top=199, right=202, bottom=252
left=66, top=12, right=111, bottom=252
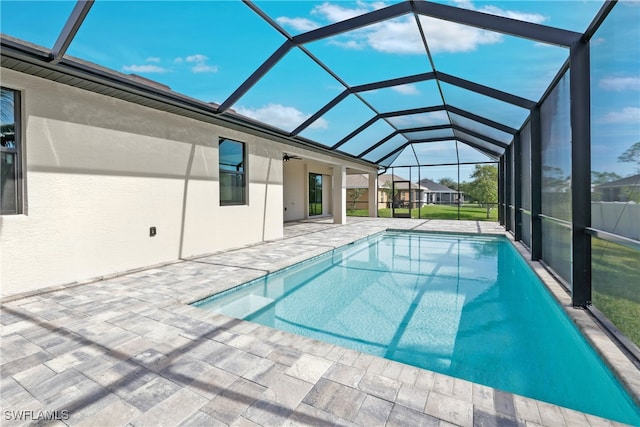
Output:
left=1, top=1, right=639, bottom=352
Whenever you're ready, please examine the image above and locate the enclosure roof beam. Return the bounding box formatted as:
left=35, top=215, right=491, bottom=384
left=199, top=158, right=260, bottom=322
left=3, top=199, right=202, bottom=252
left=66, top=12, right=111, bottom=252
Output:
left=291, top=90, right=349, bottom=136
left=333, top=106, right=449, bottom=151
left=413, top=1, right=581, bottom=47
left=406, top=137, right=501, bottom=159
left=351, top=72, right=436, bottom=93
left=332, top=116, right=379, bottom=150
left=456, top=137, right=501, bottom=159
left=376, top=142, right=411, bottom=165
left=452, top=124, right=509, bottom=149
left=399, top=124, right=452, bottom=133
left=291, top=69, right=529, bottom=138
left=446, top=105, right=518, bottom=135
left=218, top=40, right=295, bottom=112
left=436, top=72, right=536, bottom=110
left=49, top=0, right=94, bottom=64
left=357, top=131, right=403, bottom=159
left=337, top=103, right=514, bottom=157
left=405, top=137, right=458, bottom=144
left=293, top=2, right=412, bottom=45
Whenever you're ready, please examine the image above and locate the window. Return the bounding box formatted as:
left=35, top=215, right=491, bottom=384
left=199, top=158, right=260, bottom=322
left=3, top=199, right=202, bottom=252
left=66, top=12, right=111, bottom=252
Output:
left=1, top=87, right=21, bottom=215
left=219, top=138, right=246, bottom=205
left=309, top=173, right=322, bottom=215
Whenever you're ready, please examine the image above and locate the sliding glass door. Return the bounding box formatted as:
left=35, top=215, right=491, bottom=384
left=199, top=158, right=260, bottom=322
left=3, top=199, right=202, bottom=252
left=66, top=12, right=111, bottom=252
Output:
left=309, top=173, right=322, bottom=216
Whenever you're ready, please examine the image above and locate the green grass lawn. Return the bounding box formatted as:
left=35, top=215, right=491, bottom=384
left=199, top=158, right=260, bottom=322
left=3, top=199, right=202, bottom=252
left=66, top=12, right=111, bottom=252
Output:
left=591, top=238, right=640, bottom=347
left=347, top=204, right=498, bottom=221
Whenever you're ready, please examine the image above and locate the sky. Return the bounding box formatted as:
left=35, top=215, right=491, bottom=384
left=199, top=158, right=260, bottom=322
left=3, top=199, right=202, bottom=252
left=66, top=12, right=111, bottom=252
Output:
left=1, top=0, right=638, bottom=182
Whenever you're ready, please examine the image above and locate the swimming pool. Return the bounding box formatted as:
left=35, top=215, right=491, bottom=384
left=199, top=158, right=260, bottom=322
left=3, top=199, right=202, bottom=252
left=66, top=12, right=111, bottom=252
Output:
left=194, top=231, right=640, bottom=425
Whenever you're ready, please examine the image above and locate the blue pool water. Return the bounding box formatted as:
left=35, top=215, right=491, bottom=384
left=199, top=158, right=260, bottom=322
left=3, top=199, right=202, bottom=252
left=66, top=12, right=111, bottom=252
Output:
left=194, top=231, right=640, bottom=425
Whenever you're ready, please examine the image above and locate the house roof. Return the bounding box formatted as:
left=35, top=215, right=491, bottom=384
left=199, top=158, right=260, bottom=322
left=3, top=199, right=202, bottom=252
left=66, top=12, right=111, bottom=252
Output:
left=418, top=178, right=456, bottom=193
left=347, top=173, right=430, bottom=191
left=594, top=174, right=640, bottom=189
left=346, top=174, right=370, bottom=189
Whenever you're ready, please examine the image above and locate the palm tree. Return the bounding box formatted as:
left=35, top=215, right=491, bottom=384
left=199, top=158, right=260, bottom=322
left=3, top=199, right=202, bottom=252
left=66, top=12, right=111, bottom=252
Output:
left=1, top=88, right=14, bottom=124
left=1, top=88, right=16, bottom=146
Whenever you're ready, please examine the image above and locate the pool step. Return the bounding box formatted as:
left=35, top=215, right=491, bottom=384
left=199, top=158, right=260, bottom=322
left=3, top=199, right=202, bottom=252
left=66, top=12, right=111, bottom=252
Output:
left=216, top=294, right=274, bottom=319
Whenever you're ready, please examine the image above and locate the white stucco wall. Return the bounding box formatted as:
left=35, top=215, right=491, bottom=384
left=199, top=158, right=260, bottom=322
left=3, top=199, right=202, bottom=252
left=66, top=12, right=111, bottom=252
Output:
left=0, top=68, right=376, bottom=297
left=283, top=160, right=305, bottom=222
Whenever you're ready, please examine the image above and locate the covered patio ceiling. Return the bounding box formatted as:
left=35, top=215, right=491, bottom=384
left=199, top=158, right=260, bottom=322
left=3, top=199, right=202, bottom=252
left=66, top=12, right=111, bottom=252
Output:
left=0, top=0, right=607, bottom=168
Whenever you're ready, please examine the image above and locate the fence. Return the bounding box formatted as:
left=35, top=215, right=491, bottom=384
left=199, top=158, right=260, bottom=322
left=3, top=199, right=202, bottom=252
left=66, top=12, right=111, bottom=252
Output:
left=591, top=202, right=640, bottom=240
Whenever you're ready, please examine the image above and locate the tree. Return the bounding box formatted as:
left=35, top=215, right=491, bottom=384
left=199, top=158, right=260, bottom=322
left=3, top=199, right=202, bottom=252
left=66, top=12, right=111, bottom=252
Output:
left=1, top=88, right=14, bottom=125
left=542, top=166, right=570, bottom=193
left=348, top=188, right=365, bottom=212
left=458, top=181, right=473, bottom=202
left=618, top=142, right=640, bottom=174
left=591, top=171, right=622, bottom=186
left=380, top=181, right=398, bottom=207
left=438, top=177, right=458, bottom=191
left=467, top=165, right=498, bottom=218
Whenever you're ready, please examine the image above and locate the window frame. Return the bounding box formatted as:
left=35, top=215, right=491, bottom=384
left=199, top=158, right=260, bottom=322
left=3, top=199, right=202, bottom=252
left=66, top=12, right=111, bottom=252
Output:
left=218, top=137, right=247, bottom=206
left=1, top=87, right=23, bottom=215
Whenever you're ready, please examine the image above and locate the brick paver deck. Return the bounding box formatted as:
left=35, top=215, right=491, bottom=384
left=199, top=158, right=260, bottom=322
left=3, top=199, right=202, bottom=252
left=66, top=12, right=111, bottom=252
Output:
left=1, top=218, right=638, bottom=426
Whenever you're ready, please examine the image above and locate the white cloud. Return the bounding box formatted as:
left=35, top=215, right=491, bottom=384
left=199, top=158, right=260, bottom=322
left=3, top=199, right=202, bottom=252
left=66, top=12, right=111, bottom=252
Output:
left=235, top=103, right=328, bottom=130
left=392, top=84, right=420, bottom=95
left=311, top=2, right=372, bottom=22
left=123, top=56, right=169, bottom=73
left=418, top=16, right=502, bottom=53
left=452, top=1, right=547, bottom=23
left=475, top=5, right=547, bottom=24
left=276, top=16, right=320, bottom=32
left=185, top=54, right=208, bottom=63
left=122, top=64, right=168, bottom=73
left=279, top=0, right=546, bottom=55
left=391, top=111, right=449, bottom=127
left=191, top=63, right=219, bottom=73
left=328, top=39, right=366, bottom=50
left=598, top=107, right=640, bottom=124
left=599, top=76, right=640, bottom=91
left=419, top=2, right=546, bottom=53
left=367, top=18, right=425, bottom=54
left=174, top=54, right=219, bottom=73
left=126, top=53, right=219, bottom=74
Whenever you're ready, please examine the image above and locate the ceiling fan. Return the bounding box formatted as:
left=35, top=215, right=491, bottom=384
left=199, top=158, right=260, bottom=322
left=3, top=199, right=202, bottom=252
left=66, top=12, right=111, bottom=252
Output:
left=283, top=153, right=302, bottom=162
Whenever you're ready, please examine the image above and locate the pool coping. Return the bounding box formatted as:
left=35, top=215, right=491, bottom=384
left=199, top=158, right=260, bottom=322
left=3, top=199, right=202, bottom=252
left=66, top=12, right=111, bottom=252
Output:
left=1, top=218, right=638, bottom=426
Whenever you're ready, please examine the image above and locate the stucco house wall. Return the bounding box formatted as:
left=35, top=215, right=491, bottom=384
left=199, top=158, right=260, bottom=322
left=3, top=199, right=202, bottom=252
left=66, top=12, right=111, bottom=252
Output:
left=0, top=68, right=374, bottom=296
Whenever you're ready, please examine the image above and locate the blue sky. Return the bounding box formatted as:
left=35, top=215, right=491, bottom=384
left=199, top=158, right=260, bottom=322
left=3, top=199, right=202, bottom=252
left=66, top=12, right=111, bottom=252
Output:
left=1, top=0, right=638, bottom=182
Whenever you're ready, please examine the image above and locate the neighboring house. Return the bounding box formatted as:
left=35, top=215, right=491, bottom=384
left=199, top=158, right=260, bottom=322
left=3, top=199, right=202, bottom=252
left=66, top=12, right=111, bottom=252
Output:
left=593, top=174, right=640, bottom=202
left=378, top=174, right=431, bottom=208
left=346, top=173, right=424, bottom=210
left=346, top=174, right=462, bottom=210
left=418, top=178, right=464, bottom=204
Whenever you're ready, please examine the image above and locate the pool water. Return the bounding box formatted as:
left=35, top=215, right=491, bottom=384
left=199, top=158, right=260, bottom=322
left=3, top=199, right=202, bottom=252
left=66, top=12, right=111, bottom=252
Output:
left=194, top=231, right=640, bottom=425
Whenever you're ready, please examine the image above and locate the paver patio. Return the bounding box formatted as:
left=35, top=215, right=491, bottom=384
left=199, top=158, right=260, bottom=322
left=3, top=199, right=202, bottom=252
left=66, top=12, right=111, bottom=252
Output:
left=1, top=218, right=638, bottom=426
